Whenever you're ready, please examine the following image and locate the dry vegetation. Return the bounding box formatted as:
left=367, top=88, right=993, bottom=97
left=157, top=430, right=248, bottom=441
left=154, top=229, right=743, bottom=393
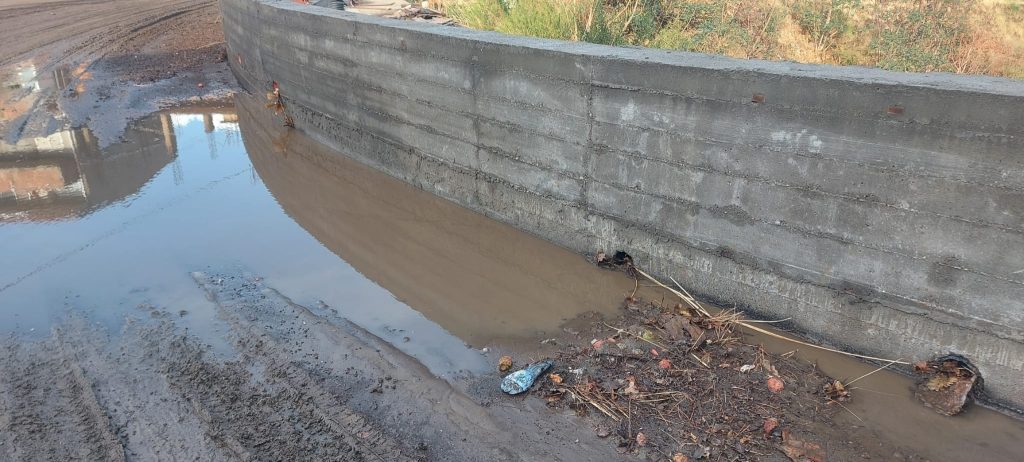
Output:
left=524, top=261, right=917, bottom=460
left=439, top=0, right=1024, bottom=78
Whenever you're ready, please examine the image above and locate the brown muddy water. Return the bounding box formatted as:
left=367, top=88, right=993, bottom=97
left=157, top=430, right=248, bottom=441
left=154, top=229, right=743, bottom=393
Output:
left=2, top=78, right=1023, bottom=460
left=0, top=101, right=639, bottom=379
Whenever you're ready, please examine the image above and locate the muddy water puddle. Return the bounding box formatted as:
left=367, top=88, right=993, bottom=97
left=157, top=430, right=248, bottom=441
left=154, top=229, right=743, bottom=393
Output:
left=1, top=94, right=640, bottom=380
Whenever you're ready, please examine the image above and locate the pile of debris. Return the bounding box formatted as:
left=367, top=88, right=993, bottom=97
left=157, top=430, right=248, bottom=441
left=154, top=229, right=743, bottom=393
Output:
left=496, top=254, right=981, bottom=460
left=388, top=5, right=455, bottom=25
left=530, top=294, right=839, bottom=461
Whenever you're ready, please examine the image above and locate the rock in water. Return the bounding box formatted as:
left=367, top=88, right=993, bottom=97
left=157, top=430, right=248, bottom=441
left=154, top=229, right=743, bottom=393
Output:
left=500, top=360, right=554, bottom=395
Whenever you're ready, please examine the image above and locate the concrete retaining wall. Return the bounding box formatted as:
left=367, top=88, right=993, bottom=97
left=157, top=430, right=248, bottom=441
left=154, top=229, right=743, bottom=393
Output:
left=220, top=0, right=1024, bottom=409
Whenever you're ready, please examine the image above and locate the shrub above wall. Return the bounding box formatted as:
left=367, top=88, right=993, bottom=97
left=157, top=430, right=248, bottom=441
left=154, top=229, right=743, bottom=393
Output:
left=444, top=0, right=1024, bottom=78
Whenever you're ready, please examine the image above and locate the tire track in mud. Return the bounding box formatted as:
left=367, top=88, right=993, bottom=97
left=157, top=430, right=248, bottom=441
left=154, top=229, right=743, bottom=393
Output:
left=189, top=273, right=623, bottom=462
left=162, top=340, right=408, bottom=461
left=0, top=328, right=125, bottom=462
left=0, top=312, right=412, bottom=461
left=189, top=272, right=490, bottom=461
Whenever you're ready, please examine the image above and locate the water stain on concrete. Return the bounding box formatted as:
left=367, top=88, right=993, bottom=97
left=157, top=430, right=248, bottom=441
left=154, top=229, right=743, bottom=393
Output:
left=927, top=255, right=964, bottom=288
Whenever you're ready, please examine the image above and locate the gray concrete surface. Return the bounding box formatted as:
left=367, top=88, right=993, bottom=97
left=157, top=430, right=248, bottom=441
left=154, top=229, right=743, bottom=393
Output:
left=220, top=0, right=1024, bottom=410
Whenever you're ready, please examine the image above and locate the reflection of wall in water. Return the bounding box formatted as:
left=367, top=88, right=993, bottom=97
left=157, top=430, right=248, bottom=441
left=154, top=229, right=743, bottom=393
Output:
left=237, top=94, right=637, bottom=346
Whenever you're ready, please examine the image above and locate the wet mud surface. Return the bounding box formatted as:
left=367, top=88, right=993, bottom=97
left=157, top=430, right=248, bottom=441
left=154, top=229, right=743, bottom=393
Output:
left=0, top=271, right=628, bottom=461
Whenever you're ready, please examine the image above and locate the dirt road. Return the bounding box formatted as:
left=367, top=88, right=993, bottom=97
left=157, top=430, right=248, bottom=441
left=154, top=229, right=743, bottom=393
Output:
left=0, top=0, right=222, bottom=69
left=0, top=0, right=235, bottom=147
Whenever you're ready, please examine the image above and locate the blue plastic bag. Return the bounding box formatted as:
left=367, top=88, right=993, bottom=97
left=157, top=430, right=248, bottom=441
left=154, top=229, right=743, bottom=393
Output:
left=500, top=359, right=554, bottom=395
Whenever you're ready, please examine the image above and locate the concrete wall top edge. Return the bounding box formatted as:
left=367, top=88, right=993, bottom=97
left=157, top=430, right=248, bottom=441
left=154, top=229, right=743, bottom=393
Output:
left=271, top=0, right=1024, bottom=98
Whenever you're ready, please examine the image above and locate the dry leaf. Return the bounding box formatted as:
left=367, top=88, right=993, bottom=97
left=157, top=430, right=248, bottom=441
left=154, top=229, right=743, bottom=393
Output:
left=925, top=374, right=959, bottom=391
left=824, top=380, right=850, bottom=402
left=661, top=315, right=688, bottom=341
left=548, top=373, right=563, bottom=385
left=763, top=417, right=779, bottom=435
left=780, top=432, right=825, bottom=462
left=623, top=375, right=640, bottom=395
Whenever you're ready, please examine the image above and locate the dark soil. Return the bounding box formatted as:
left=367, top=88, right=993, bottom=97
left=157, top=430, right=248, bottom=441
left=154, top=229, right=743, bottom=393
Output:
left=533, top=288, right=928, bottom=461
